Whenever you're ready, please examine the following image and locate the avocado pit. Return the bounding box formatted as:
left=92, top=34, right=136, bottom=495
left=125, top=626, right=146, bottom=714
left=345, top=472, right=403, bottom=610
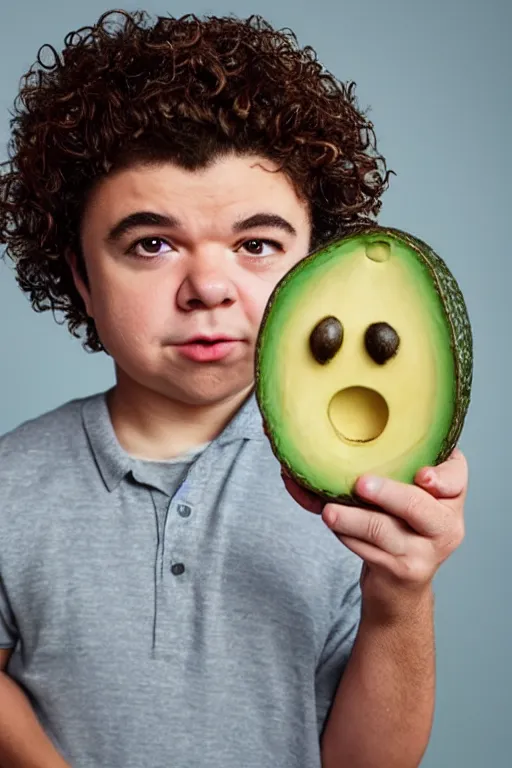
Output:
left=309, top=316, right=344, bottom=364
left=365, top=322, right=400, bottom=364
left=328, top=386, right=389, bottom=444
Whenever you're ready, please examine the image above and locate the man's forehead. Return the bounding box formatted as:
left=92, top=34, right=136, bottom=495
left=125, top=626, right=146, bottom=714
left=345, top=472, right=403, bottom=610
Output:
left=83, top=155, right=311, bottom=229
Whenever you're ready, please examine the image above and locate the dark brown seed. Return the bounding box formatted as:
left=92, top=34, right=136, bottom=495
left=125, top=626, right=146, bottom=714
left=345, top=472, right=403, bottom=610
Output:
left=364, top=322, right=400, bottom=364
left=309, top=316, right=344, bottom=364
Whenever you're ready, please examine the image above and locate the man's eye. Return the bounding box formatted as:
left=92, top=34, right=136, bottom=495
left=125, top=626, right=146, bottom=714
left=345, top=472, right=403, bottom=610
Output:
left=239, top=239, right=283, bottom=257
left=129, top=237, right=173, bottom=259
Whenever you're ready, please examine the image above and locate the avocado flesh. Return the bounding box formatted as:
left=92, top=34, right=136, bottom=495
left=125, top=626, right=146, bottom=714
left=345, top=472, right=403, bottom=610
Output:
left=256, top=229, right=472, bottom=502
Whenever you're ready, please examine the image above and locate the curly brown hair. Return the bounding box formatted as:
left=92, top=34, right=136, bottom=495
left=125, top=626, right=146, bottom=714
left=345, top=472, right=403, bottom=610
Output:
left=0, top=9, right=392, bottom=353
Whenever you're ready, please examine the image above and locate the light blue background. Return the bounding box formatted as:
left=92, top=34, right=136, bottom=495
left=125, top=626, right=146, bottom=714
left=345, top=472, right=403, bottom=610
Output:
left=0, top=0, right=510, bottom=765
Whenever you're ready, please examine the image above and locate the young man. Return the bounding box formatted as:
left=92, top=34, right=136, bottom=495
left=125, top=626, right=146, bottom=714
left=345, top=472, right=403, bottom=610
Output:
left=0, top=10, right=467, bottom=768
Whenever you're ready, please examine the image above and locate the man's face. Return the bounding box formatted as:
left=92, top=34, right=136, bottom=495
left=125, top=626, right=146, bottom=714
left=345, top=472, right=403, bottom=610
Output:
left=73, top=154, right=312, bottom=405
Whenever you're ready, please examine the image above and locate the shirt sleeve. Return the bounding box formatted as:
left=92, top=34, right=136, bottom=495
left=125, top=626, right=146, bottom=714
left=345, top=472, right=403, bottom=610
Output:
left=315, top=568, right=362, bottom=735
left=0, top=572, right=18, bottom=648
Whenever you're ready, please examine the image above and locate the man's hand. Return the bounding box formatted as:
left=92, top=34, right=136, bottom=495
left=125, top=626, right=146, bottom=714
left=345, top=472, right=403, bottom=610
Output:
left=282, top=448, right=468, bottom=620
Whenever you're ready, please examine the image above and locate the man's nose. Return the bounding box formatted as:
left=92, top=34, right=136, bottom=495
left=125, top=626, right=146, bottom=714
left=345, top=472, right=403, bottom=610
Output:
left=176, top=250, right=237, bottom=311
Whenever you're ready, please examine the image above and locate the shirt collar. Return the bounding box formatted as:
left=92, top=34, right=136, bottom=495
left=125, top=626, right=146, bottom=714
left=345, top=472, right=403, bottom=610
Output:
left=216, top=389, right=265, bottom=446
left=81, top=388, right=265, bottom=493
left=81, top=391, right=133, bottom=492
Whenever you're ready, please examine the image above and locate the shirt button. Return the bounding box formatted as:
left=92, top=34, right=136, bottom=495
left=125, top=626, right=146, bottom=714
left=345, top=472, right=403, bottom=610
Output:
left=177, top=504, right=192, bottom=518
left=171, top=563, right=185, bottom=576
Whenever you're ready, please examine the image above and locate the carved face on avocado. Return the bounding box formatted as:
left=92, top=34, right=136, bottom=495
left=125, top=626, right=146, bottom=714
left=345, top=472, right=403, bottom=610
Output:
left=255, top=227, right=473, bottom=505
left=309, top=316, right=399, bottom=446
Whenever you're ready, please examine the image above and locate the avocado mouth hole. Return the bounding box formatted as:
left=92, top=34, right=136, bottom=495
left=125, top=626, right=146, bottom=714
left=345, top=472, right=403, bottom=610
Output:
left=328, top=386, right=389, bottom=444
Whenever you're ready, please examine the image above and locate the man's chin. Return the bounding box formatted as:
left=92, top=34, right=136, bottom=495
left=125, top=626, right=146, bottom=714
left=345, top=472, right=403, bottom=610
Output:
left=114, top=355, right=255, bottom=404
left=168, top=378, right=255, bottom=408
left=149, top=365, right=255, bottom=408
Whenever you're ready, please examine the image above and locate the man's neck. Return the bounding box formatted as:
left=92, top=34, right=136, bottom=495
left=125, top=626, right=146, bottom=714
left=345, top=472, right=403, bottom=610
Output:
left=106, top=376, right=254, bottom=461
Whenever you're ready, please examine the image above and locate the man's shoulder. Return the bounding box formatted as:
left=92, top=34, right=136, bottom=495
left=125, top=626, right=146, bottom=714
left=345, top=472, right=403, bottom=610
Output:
left=0, top=393, right=98, bottom=483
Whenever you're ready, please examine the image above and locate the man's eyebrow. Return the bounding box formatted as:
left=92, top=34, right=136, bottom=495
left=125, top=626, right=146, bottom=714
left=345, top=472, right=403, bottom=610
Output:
left=106, top=212, right=182, bottom=243
left=232, top=213, right=297, bottom=236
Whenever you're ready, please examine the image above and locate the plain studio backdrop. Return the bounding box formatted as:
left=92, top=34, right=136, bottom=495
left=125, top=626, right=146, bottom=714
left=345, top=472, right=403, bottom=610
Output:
left=0, top=0, right=510, bottom=765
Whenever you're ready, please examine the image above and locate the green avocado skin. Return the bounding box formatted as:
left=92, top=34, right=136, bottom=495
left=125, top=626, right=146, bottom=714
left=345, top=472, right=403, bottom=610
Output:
left=255, top=225, right=474, bottom=506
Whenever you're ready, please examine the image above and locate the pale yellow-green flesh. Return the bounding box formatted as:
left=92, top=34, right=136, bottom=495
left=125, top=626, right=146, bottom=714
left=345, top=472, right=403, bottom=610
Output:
left=257, top=237, right=456, bottom=496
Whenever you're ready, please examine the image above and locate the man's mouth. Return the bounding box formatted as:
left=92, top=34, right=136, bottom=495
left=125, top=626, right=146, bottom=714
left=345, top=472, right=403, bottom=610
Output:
left=174, top=336, right=245, bottom=362
left=180, top=335, right=239, bottom=346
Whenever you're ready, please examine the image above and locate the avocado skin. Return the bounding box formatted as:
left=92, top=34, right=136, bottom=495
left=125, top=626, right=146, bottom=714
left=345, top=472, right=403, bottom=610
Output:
left=255, top=225, right=473, bottom=507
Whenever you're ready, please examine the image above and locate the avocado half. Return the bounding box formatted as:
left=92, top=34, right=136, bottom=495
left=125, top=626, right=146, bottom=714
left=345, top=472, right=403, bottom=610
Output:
left=255, top=226, right=473, bottom=505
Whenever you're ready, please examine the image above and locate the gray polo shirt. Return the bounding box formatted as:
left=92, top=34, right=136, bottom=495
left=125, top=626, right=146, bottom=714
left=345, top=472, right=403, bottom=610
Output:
left=0, top=390, right=362, bottom=768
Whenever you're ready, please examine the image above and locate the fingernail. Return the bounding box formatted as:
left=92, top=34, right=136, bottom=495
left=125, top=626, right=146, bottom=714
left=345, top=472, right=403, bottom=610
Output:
left=422, top=470, right=436, bottom=486
left=324, top=507, right=338, bottom=526
left=362, top=475, right=383, bottom=495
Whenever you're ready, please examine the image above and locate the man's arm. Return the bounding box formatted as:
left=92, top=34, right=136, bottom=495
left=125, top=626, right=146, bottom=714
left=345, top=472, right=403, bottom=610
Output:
left=285, top=450, right=466, bottom=767
left=0, top=648, right=70, bottom=768
left=321, top=588, right=435, bottom=768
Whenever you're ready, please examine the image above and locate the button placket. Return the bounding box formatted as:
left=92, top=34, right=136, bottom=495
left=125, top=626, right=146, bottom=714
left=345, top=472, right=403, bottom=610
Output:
left=167, top=502, right=191, bottom=580
left=163, top=444, right=218, bottom=589
left=174, top=442, right=216, bottom=511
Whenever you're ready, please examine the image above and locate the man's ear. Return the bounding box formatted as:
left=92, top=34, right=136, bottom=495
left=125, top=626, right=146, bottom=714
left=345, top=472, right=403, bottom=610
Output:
left=66, top=250, right=94, bottom=317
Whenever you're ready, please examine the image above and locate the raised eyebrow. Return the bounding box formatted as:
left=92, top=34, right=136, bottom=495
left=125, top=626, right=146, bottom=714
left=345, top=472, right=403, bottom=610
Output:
left=105, top=212, right=182, bottom=243
left=232, top=213, right=297, bottom=237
